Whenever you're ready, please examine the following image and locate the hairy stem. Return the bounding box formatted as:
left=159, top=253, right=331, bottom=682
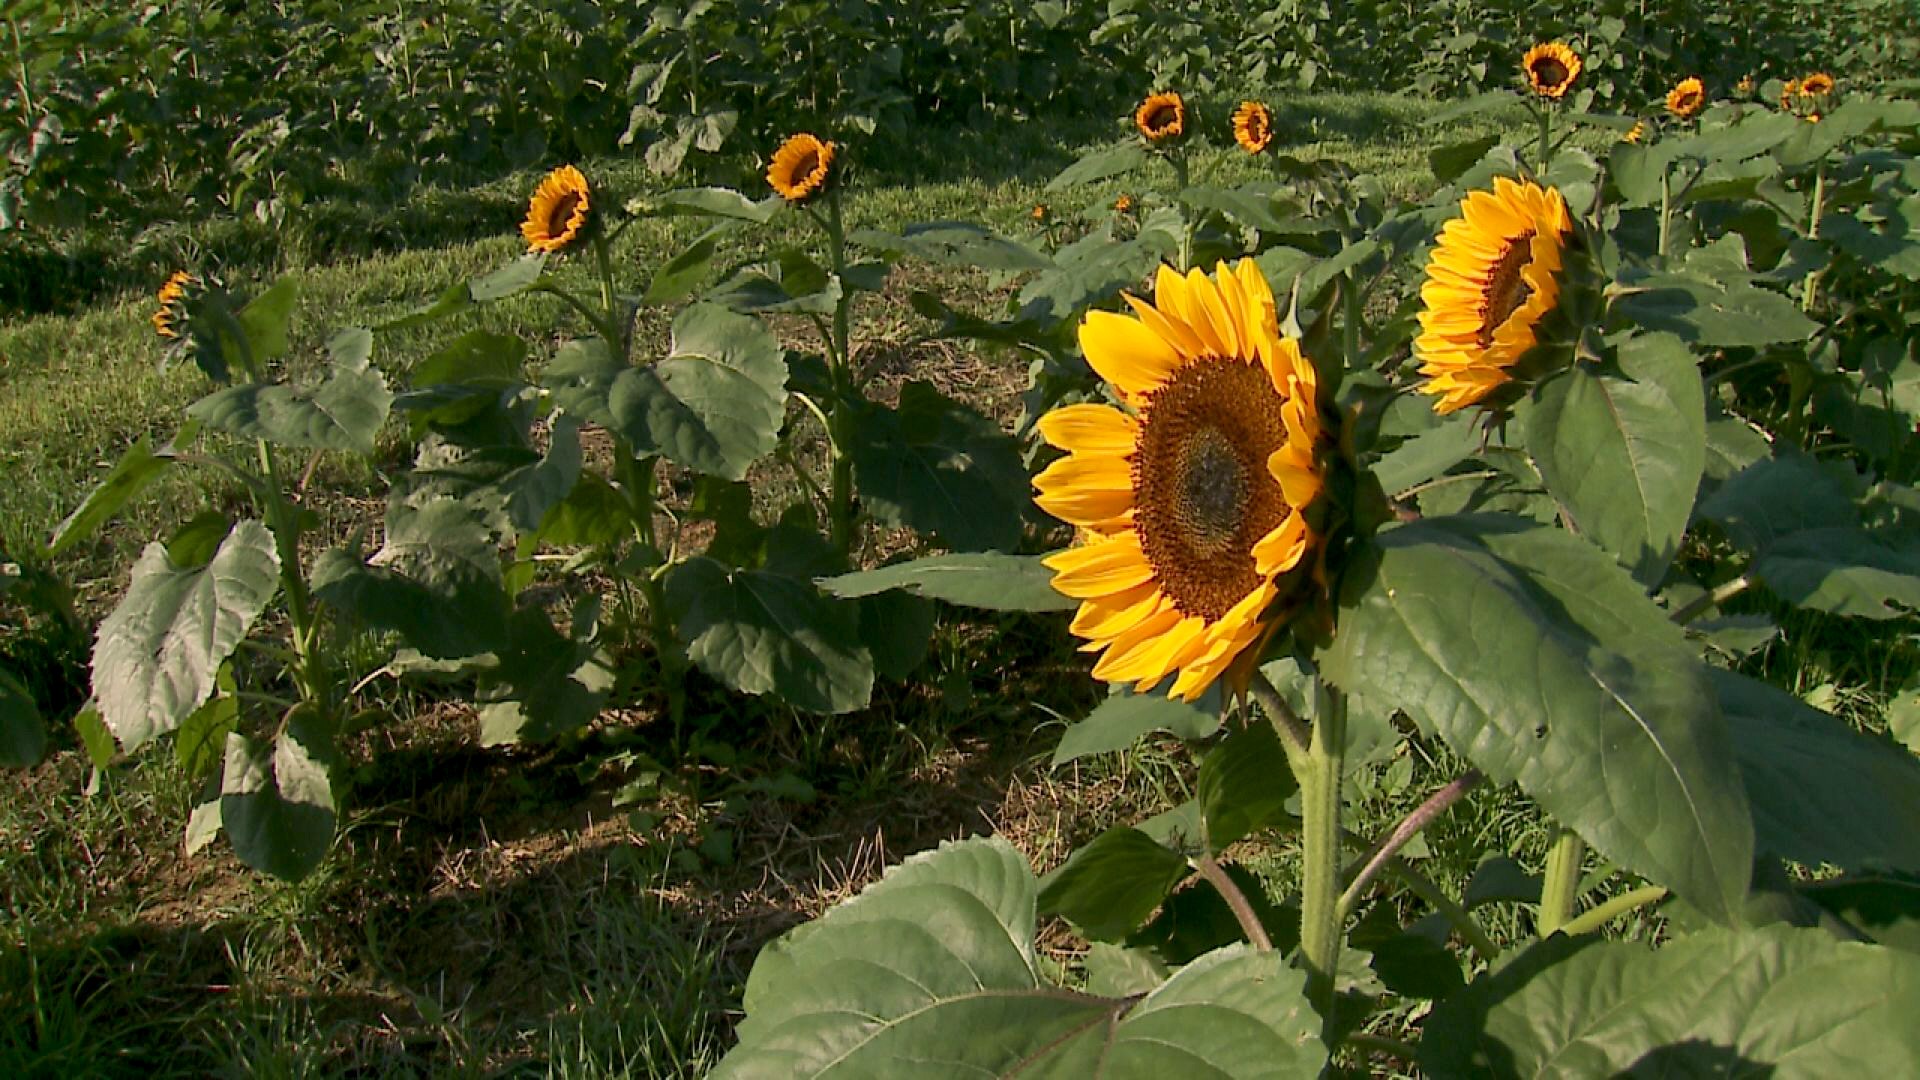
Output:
left=1384, top=856, right=1500, bottom=961
left=1295, top=682, right=1347, bottom=1018
left=1538, top=828, right=1587, bottom=936
left=1193, top=853, right=1272, bottom=951
left=1337, top=769, right=1484, bottom=918
left=1560, top=885, right=1669, bottom=936
left=1246, top=669, right=1310, bottom=769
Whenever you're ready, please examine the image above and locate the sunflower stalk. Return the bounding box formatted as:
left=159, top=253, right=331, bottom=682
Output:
left=1802, top=161, right=1827, bottom=311
left=1538, top=827, right=1588, bottom=935
left=1337, top=768, right=1484, bottom=919
left=1293, top=679, right=1347, bottom=1023
left=822, top=186, right=860, bottom=559
left=614, top=441, right=688, bottom=748
left=590, top=231, right=624, bottom=356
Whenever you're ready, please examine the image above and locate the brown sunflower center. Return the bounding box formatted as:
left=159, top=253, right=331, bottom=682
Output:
left=1146, top=105, right=1179, bottom=133
left=1132, top=359, right=1292, bottom=622
left=547, top=192, right=583, bottom=237
left=1532, top=57, right=1569, bottom=88
left=1479, top=233, right=1536, bottom=346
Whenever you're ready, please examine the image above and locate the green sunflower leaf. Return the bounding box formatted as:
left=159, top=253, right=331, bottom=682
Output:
left=818, top=552, right=1077, bottom=612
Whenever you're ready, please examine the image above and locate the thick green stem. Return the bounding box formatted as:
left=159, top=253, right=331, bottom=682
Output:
left=1657, top=170, right=1672, bottom=267
left=615, top=443, right=687, bottom=748
left=591, top=231, right=622, bottom=355
left=1560, top=885, right=1668, bottom=936
left=1536, top=101, right=1553, bottom=172
left=823, top=187, right=859, bottom=558
left=256, top=440, right=320, bottom=706
left=1384, top=856, right=1500, bottom=961
left=1172, top=151, right=1192, bottom=270
left=1802, top=163, right=1827, bottom=311
left=1538, top=828, right=1587, bottom=936
left=1295, top=683, right=1347, bottom=1015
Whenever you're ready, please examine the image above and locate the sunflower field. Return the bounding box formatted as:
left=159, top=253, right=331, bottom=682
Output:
left=8, top=1, right=1920, bottom=1075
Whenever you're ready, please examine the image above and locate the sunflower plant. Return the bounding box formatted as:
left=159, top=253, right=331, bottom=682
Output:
left=712, top=77, right=1920, bottom=1076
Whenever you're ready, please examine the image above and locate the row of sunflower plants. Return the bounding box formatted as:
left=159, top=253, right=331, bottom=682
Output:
left=709, top=52, right=1920, bottom=1075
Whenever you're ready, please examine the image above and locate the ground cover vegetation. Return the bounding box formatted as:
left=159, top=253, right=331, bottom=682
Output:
left=7, top=0, right=1920, bottom=1075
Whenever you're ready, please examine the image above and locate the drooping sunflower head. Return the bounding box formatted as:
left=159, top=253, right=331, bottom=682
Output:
left=1233, top=101, right=1274, bottom=154
left=1523, top=42, right=1582, bottom=100
left=1621, top=120, right=1646, bottom=144
left=768, top=133, right=836, bottom=203
left=522, top=165, right=592, bottom=254
left=1666, top=77, right=1706, bottom=120
left=1801, top=72, right=1836, bottom=97
left=1414, top=176, right=1575, bottom=415
left=1034, top=260, right=1327, bottom=701
left=1135, top=91, right=1187, bottom=144
left=152, top=270, right=198, bottom=341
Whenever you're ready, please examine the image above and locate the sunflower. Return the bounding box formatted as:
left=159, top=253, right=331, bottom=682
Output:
left=521, top=165, right=592, bottom=254
left=1666, top=77, right=1706, bottom=120
left=1414, top=177, right=1574, bottom=415
left=1737, top=74, right=1755, bottom=95
left=1032, top=203, right=1050, bottom=223
left=1233, top=101, right=1274, bottom=154
left=1523, top=42, right=1582, bottom=100
left=1622, top=120, right=1645, bottom=144
left=1780, top=79, right=1802, bottom=109
left=1135, top=91, right=1186, bottom=143
left=1034, top=260, right=1325, bottom=701
left=152, top=270, right=196, bottom=340
left=768, top=133, right=836, bottom=203
left=1801, top=72, right=1835, bottom=96
left=1114, top=193, right=1136, bottom=214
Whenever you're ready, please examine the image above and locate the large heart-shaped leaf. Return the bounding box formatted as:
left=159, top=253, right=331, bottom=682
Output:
left=219, top=710, right=336, bottom=881
left=1752, top=527, right=1920, bottom=619
left=1038, top=827, right=1191, bottom=941
left=850, top=382, right=1028, bottom=552
left=1713, top=669, right=1920, bottom=872
left=312, top=498, right=511, bottom=660
left=818, top=552, right=1077, bottom=612
left=716, top=836, right=1325, bottom=1078
left=93, top=520, right=281, bottom=751
left=477, top=605, right=615, bottom=746
left=1525, top=332, right=1704, bottom=586
left=1321, top=516, right=1753, bottom=923
left=1421, top=925, right=1920, bottom=1077
left=188, top=361, right=394, bottom=455
left=666, top=557, right=873, bottom=714
left=544, top=304, right=786, bottom=480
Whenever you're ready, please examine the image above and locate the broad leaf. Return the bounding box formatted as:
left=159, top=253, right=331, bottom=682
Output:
left=220, top=711, right=336, bottom=881
left=1053, top=685, right=1224, bottom=764
left=1713, top=669, right=1920, bottom=872
left=717, top=836, right=1325, bottom=1078
left=188, top=362, right=394, bottom=455
left=850, top=222, right=1050, bottom=271
left=1373, top=420, right=1481, bottom=498
left=1525, top=332, right=1705, bottom=586
left=1197, top=721, right=1297, bottom=849
left=1045, top=142, right=1149, bottom=190
left=312, top=498, right=511, bottom=660
left=544, top=304, right=786, bottom=480
left=1614, top=273, right=1817, bottom=348
left=477, top=605, right=615, bottom=746
left=1321, top=516, right=1753, bottom=923
left=93, top=521, right=281, bottom=751
left=666, top=557, right=873, bottom=714
left=1803, top=874, right=1920, bottom=953
left=850, top=383, right=1028, bottom=552
left=1696, top=455, right=1858, bottom=550
left=650, top=186, right=775, bottom=224
left=1753, top=527, right=1920, bottom=619
left=1039, top=826, right=1190, bottom=941
left=1421, top=925, right=1920, bottom=1077
left=47, top=422, right=201, bottom=557
left=818, top=552, right=1078, bottom=612
left=0, top=669, right=46, bottom=768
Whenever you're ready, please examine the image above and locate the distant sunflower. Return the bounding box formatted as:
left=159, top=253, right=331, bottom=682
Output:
left=1035, top=260, right=1325, bottom=700
left=1414, top=177, right=1574, bottom=414
left=1622, top=120, right=1646, bottom=144
left=1666, top=77, right=1706, bottom=120
left=1114, top=193, right=1136, bottom=214
left=152, top=270, right=196, bottom=340
left=1801, top=72, right=1835, bottom=96
left=1233, top=101, right=1274, bottom=154
left=768, top=133, right=836, bottom=203
left=1523, top=42, right=1582, bottom=100
left=1032, top=204, right=1050, bottom=223
left=1780, top=79, right=1802, bottom=109
left=521, top=165, right=591, bottom=254
left=1737, top=74, right=1755, bottom=95
left=1135, top=91, right=1186, bottom=143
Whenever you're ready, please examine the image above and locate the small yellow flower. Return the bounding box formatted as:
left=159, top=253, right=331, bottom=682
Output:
left=1032, top=204, right=1050, bottom=223
left=1523, top=42, right=1582, bottom=100
left=1622, top=120, right=1646, bottom=144
left=1415, top=177, right=1574, bottom=415
left=1135, top=92, right=1186, bottom=143
left=1666, top=77, right=1706, bottom=120
left=152, top=270, right=196, bottom=340
left=768, top=133, right=836, bottom=203
left=1035, top=260, right=1326, bottom=700
left=521, top=165, right=591, bottom=254
left=1232, top=101, right=1274, bottom=154
left=1114, top=193, right=1136, bottom=214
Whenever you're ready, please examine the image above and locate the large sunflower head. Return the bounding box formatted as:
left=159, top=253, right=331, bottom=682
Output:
left=152, top=270, right=198, bottom=341
left=1414, top=177, right=1575, bottom=415
left=1666, top=77, right=1706, bottom=120
left=1233, top=101, right=1274, bottom=154
left=768, top=133, right=836, bottom=203
left=1135, top=91, right=1187, bottom=144
left=1523, top=42, right=1582, bottom=100
left=1034, top=260, right=1327, bottom=701
left=522, top=165, right=592, bottom=254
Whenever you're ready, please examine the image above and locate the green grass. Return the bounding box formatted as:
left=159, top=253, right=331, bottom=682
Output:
left=4, top=88, right=1895, bottom=1076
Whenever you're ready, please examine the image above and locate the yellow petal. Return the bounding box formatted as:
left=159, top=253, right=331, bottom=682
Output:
left=1045, top=532, right=1155, bottom=598
left=1079, top=310, right=1182, bottom=398
left=1036, top=403, right=1138, bottom=456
